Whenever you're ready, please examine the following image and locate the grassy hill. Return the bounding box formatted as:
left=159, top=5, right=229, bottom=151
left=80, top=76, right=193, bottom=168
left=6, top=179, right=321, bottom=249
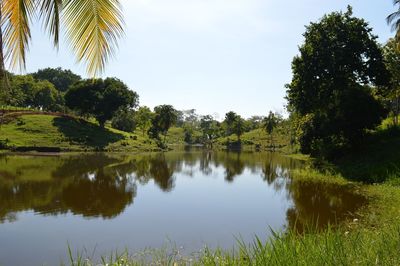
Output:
left=216, top=128, right=293, bottom=152
left=0, top=114, right=158, bottom=152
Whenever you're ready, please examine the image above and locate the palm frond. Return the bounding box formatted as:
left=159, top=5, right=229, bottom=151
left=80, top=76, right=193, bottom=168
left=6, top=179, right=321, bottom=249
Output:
left=39, top=0, right=63, bottom=47
left=63, top=0, right=124, bottom=77
left=2, top=0, right=35, bottom=71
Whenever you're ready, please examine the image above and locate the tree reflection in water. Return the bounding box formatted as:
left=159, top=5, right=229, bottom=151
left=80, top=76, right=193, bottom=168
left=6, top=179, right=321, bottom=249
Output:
left=0, top=151, right=365, bottom=230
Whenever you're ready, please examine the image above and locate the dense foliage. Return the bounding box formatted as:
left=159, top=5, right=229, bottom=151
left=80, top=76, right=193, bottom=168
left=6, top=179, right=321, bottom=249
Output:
left=383, top=38, right=400, bottom=125
left=286, top=7, right=389, bottom=157
left=32, top=67, right=81, bottom=92
left=111, top=108, right=136, bottom=132
left=65, top=78, right=139, bottom=127
left=148, top=105, right=178, bottom=142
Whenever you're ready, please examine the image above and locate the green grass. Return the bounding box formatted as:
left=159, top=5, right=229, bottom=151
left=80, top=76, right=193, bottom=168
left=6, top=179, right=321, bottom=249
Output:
left=329, top=126, right=400, bottom=184
left=0, top=114, right=158, bottom=152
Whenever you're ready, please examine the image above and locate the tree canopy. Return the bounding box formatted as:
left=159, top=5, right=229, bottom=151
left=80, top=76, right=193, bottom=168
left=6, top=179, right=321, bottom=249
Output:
left=286, top=6, right=389, bottom=157
left=65, top=78, right=138, bottom=127
left=32, top=67, right=81, bottom=92
left=148, top=105, right=177, bottom=141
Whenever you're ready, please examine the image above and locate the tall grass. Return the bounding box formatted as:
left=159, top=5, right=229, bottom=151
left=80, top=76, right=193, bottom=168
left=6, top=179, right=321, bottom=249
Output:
left=66, top=223, right=400, bottom=266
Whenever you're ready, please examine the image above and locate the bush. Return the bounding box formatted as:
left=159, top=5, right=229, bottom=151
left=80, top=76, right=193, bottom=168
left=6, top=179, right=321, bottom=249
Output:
left=111, top=109, right=136, bottom=132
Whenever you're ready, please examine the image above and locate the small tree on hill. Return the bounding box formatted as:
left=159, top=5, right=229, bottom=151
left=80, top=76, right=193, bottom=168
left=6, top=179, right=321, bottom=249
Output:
left=148, top=105, right=177, bottom=143
left=200, top=115, right=221, bottom=146
left=223, top=112, right=245, bottom=141
left=135, top=106, right=153, bottom=136
left=65, top=78, right=139, bottom=127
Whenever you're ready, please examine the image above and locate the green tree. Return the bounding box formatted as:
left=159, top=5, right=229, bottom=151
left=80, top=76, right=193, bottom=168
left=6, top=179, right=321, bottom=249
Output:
left=135, top=106, right=153, bottom=136
left=149, top=105, right=177, bottom=142
left=247, top=115, right=264, bottom=130
left=65, top=78, right=139, bottom=127
left=223, top=112, right=245, bottom=141
left=200, top=115, right=221, bottom=146
left=0, top=0, right=124, bottom=102
left=383, top=38, right=400, bottom=125
left=286, top=7, right=388, bottom=157
left=32, top=80, right=61, bottom=111
left=4, top=74, right=62, bottom=110
left=224, top=111, right=238, bottom=136
left=263, top=111, right=280, bottom=148
left=32, top=67, right=81, bottom=92
left=232, top=115, right=246, bottom=141
left=111, top=108, right=136, bottom=132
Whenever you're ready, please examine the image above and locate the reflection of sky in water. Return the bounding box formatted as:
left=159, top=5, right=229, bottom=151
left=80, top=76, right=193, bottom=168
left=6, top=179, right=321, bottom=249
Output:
left=0, top=152, right=365, bottom=266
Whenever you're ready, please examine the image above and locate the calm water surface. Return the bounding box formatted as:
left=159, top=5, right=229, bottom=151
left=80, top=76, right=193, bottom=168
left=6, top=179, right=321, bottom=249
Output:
left=0, top=151, right=366, bottom=266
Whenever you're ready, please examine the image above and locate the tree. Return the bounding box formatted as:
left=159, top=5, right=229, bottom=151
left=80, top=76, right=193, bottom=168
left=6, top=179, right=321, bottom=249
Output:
left=32, top=67, right=81, bottom=92
left=32, top=80, right=61, bottom=111
left=387, top=0, right=400, bottom=44
left=223, top=112, right=245, bottom=141
left=200, top=115, right=221, bottom=145
left=232, top=115, right=246, bottom=141
left=224, top=111, right=238, bottom=136
left=135, top=106, right=153, bottom=136
left=263, top=111, right=280, bottom=148
left=149, top=105, right=177, bottom=142
left=111, top=108, right=136, bottom=132
left=383, top=38, right=400, bottom=125
left=65, top=78, right=139, bottom=127
left=286, top=7, right=388, bottom=157
left=4, top=74, right=62, bottom=110
left=247, top=115, right=264, bottom=130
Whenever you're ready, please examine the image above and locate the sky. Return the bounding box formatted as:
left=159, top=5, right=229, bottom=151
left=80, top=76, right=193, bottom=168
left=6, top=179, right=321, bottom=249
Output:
left=23, top=0, right=395, bottom=119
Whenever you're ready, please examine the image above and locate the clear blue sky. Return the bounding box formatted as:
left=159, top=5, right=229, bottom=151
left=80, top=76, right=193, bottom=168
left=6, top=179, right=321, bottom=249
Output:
left=24, top=0, right=395, bottom=118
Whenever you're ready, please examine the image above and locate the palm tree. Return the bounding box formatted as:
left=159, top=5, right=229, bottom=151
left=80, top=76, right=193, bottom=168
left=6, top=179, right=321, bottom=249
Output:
left=0, top=0, right=124, bottom=98
left=388, top=0, right=400, bottom=43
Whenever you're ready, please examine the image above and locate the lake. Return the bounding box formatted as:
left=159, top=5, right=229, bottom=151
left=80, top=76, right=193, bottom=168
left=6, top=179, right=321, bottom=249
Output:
left=0, top=151, right=366, bottom=265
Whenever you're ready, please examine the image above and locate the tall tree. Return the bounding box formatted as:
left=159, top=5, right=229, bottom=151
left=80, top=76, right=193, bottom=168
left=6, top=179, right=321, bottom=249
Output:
left=286, top=6, right=389, bottom=157
left=149, top=105, right=177, bottom=142
left=224, top=111, right=238, bottom=136
left=383, top=38, right=400, bottom=125
left=0, top=0, right=124, bottom=102
left=264, top=111, right=279, bottom=147
left=388, top=0, right=400, bottom=44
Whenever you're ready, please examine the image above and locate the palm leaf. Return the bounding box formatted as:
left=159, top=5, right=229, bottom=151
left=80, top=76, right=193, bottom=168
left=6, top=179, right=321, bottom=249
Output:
left=63, top=0, right=124, bottom=76
left=39, top=0, right=63, bottom=47
left=2, top=0, right=35, bottom=71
